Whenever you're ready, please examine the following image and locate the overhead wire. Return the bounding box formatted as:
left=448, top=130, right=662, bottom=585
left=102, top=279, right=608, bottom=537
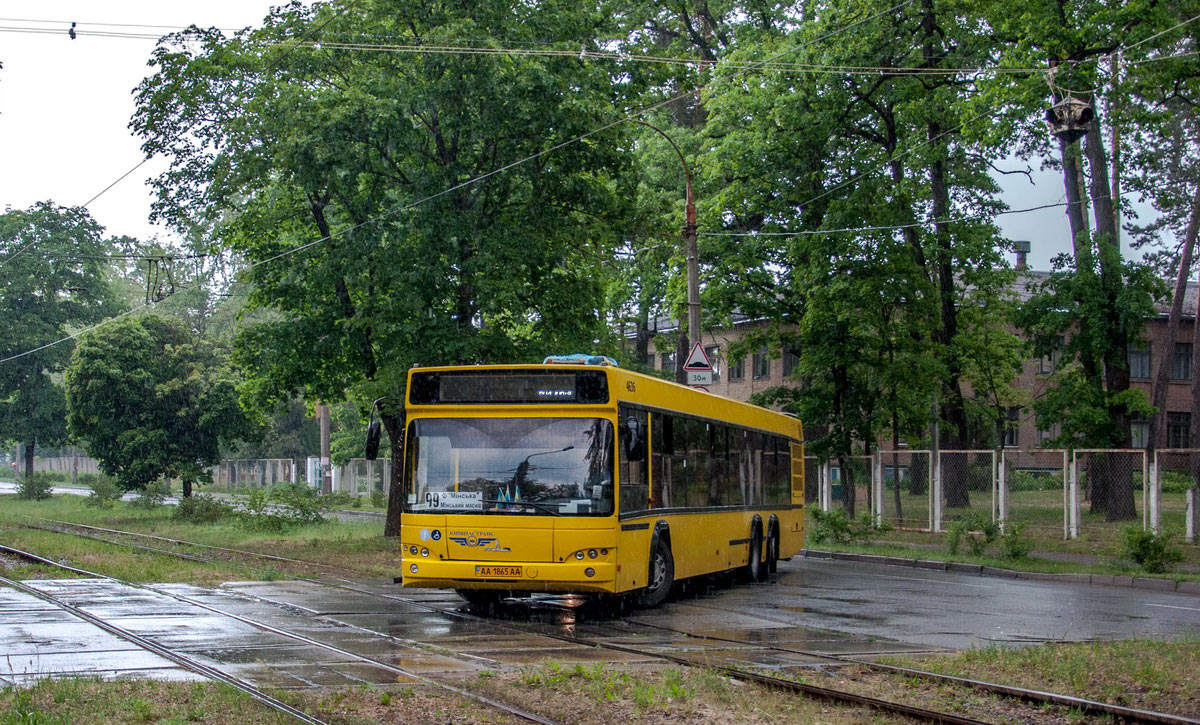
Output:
left=699, top=201, right=1079, bottom=237
left=0, top=0, right=917, bottom=365
left=0, top=2, right=357, bottom=274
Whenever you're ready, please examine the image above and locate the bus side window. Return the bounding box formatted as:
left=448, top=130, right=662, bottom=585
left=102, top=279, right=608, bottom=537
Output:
left=652, top=413, right=673, bottom=508
left=619, top=408, right=648, bottom=513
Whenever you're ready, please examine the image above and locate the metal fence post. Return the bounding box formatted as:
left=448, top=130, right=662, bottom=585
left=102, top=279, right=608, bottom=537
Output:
left=1068, top=451, right=1079, bottom=539
left=932, top=450, right=943, bottom=533
left=820, top=460, right=832, bottom=511
left=1149, top=452, right=1160, bottom=534
left=997, top=450, right=1007, bottom=534
left=872, top=452, right=883, bottom=527
left=1187, top=488, right=1197, bottom=544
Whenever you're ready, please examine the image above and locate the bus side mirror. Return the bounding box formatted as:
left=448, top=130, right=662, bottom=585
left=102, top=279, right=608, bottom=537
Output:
left=365, top=420, right=382, bottom=461
left=623, top=416, right=645, bottom=462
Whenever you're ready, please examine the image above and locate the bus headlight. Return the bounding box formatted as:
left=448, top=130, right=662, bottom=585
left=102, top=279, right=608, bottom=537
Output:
left=409, top=545, right=419, bottom=555
left=588, top=549, right=598, bottom=559
left=409, top=564, right=418, bottom=574
left=420, top=548, right=429, bottom=557
left=575, top=551, right=585, bottom=560
left=585, top=568, right=595, bottom=578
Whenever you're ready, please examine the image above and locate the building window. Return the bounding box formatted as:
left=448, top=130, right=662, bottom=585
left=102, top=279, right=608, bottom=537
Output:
left=1173, top=343, right=1192, bottom=381
left=1128, top=344, right=1150, bottom=380
left=705, top=345, right=721, bottom=382
left=728, top=356, right=745, bottom=381
left=1003, top=407, right=1020, bottom=448
left=1130, top=413, right=1149, bottom=449
left=752, top=347, right=770, bottom=379
left=1036, top=420, right=1055, bottom=445
left=662, top=352, right=676, bottom=376
left=1168, top=412, right=1191, bottom=448
left=1039, top=336, right=1064, bottom=374
left=782, top=347, right=800, bottom=378
left=644, top=353, right=655, bottom=370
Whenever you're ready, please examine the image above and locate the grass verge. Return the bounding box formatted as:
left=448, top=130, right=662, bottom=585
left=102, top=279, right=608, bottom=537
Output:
left=0, top=494, right=402, bottom=583
left=880, top=638, right=1200, bottom=717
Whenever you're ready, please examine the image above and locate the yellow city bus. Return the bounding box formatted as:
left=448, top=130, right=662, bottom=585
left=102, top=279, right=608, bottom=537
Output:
left=388, top=360, right=805, bottom=607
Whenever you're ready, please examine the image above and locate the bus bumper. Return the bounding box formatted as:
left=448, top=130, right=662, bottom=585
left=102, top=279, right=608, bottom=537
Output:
left=398, top=559, right=617, bottom=593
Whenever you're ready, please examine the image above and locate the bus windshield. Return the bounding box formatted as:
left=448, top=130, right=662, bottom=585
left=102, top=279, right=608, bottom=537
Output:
left=404, top=417, right=614, bottom=516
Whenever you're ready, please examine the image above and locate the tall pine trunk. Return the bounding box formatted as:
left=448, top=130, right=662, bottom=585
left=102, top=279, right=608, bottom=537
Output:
left=1149, top=186, right=1200, bottom=449
left=382, top=410, right=407, bottom=537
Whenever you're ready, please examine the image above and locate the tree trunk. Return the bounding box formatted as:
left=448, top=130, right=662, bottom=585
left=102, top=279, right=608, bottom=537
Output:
left=382, top=410, right=407, bottom=537
left=1084, top=117, right=1136, bottom=521
left=1190, top=255, right=1200, bottom=487
left=182, top=479, right=193, bottom=498
left=23, top=441, right=35, bottom=481
left=839, top=455, right=855, bottom=518
left=1149, top=185, right=1200, bottom=449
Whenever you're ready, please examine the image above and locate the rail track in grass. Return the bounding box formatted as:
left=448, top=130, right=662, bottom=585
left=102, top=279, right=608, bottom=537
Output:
left=8, top=516, right=1198, bottom=725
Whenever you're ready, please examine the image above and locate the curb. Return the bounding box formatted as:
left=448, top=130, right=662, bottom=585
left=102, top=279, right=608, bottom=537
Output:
left=800, top=549, right=1197, bottom=594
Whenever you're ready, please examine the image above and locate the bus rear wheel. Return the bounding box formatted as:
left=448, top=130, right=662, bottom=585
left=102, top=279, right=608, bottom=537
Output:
left=745, top=526, right=764, bottom=582
left=635, top=538, right=674, bottom=608
left=765, top=527, right=779, bottom=578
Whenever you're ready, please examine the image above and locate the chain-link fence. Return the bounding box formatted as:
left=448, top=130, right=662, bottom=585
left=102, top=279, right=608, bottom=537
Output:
left=878, top=449, right=932, bottom=530
left=803, top=456, right=820, bottom=505
left=827, top=455, right=872, bottom=518
left=32, top=456, right=101, bottom=476
left=332, top=458, right=391, bottom=496
left=1152, top=450, right=1200, bottom=537
left=938, top=450, right=994, bottom=530
left=803, top=448, right=1194, bottom=543
left=210, top=459, right=297, bottom=489
left=1001, top=449, right=1068, bottom=539
left=1070, top=450, right=1145, bottom=544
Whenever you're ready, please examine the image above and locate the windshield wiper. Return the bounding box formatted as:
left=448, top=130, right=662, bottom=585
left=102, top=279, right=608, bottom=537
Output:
left=480, top=499, right=562, bottom=516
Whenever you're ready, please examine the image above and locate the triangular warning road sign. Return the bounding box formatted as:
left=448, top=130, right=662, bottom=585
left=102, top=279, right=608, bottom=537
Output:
left=683, top=342, right=712, bottom=371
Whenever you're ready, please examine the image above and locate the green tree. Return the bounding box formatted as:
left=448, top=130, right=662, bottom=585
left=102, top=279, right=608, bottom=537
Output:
left=980, top=0, right=1190, bottom=518
left=701, top=1, right=1015, bottom=511
left=131, top=0, right=633, bottom=533
left=64, top=313, right=255, bottom=496
left=0, top=202, right=119, bottom=478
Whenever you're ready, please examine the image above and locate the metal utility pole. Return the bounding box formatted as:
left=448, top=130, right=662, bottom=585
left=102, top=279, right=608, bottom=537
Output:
left=633, top=120, right=700, bottom=383
left=319, top=403, right=332, bottom=495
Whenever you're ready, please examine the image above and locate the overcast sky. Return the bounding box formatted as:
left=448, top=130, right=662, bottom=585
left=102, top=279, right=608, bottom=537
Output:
left=0, top=2, right=1146, bottom=271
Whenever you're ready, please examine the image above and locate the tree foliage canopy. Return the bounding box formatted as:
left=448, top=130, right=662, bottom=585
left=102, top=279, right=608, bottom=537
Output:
left=65, top=313, right=254, bottom=491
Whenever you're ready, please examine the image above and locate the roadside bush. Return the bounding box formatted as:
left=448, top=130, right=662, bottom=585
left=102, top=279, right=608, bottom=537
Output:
left=1121, top=526, right=1184, bottom=574
left=132, top=479, right=172, bottom=508
left=234, top=484, right=326, bottom=532
left=1009, top=471, right=1062, bottom=492
left=370, top=488, right=386, bottom=508
left=83, top=474, right=121, bottom=508
left=809, top=508, right=888, bottom=545
left=173, top=494, right=234, bottom=523
left=1162, top=472, right=1197, bottom=494
left=16, top=473, right=55, bottom=500
left=998, top=523, right=1032, bottom=560
left=274, top=484, right=326, bottom=525
left=946, top=511, right=998, bottom=557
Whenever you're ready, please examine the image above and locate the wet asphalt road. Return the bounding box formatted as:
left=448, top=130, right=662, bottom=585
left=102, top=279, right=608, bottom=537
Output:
left=2, top=556, right=1196, bottom=687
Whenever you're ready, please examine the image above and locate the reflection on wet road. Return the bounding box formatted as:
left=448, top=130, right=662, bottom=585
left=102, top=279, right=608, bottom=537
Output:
left=2, top=556, right=1196, bottom=687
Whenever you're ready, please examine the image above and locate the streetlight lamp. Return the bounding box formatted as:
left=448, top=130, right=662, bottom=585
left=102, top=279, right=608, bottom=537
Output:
left=632, top=120, right=699, bottom=385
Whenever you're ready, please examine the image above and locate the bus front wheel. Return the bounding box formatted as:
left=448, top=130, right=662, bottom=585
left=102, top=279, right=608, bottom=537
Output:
left=456, top=589, right=525, bottom=608
left=636, top=538, right=674, bottom=608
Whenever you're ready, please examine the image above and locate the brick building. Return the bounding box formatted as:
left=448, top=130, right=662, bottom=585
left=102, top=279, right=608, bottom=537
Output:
left=638, top=271, right=1200, bottom=450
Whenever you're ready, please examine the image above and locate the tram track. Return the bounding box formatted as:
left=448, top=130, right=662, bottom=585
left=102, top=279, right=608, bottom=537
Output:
left=8, top=516, right=1198, bottom=725
left=0, top=541, right=560, bottom=725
